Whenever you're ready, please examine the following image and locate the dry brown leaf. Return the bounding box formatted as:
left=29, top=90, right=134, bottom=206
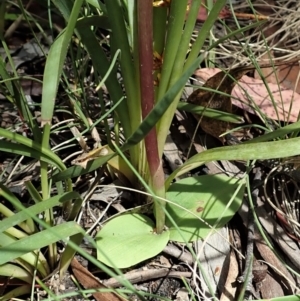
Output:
left=255, top=238, right=295, bottom=294
left=194, top=68, right=300, bottom=122
left=260, top=273, right=284, bottom=299
left=255, top=59, right=300, bottom=94
left=233, top=75, right=300, bottom=122
left=188, top=67, right=249, bottom=142
left=195, top=229, right=231, bottom=297
left=71, top=145, right=109, bottom=169
left=71, top=257, right=127, bottom=301
left=219, top=251, right=239, bottom=301
left=253, top=2, right=300, bottom=94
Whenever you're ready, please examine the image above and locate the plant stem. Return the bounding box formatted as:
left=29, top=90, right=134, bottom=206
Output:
left=41, top=124, right=57, bottom=270
left=137, top=0, right=166, bottom=233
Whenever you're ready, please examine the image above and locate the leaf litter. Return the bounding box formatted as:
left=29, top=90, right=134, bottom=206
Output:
left=194, top=60, right=300, bottom=123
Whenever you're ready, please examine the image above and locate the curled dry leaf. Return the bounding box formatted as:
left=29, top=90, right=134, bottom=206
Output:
left=188, top=66, right=249, bottom=142
left=194, top=68, right=300, bottom=122
left=72, top=145, right=110, bottom=169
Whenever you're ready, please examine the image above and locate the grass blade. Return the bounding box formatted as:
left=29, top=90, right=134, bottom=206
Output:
left=165, top=136, right=300, bottom=188
left=0, top=222, right=83, bottom=265
left=41, top=0, right=84, bottom=125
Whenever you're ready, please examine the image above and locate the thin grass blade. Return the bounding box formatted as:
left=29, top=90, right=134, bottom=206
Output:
left=165, top=136, right=300, bottom=189
left=0, top=222, right=84, bottom=265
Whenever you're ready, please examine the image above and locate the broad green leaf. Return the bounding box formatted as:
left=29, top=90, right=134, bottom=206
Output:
left=96, top=214, right=169, bottom=268
left=166, top=175, right=244, bottom=242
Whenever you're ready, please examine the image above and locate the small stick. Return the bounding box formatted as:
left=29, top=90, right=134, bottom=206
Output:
left=237, top=167, right=262, bottom=299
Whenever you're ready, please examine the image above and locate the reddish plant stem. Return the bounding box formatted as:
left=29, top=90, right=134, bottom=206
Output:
left=137, top=1, right=160, bottom=179
left=137, top=0, right=166, bottom=233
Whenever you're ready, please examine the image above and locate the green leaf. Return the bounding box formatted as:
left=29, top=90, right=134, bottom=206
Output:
left=0, top=231, right=49, bottom=277
left=0, top=128, right=66, bottom=170
left=52, top=152, right=115, bottom=183
left=86, top=0, right=107, bottom=13
left=166, top=175, right=244, bottom=242
left=248, top=120, right=300, bottom=143
left=86, top=0, right=101, bottom=9
left=76, top=15, right=110, bottom=30
left=165, top=136, right=300, bottom=189
left=0, top=263, right=33, bottom=284
left=124, top=53, right=206, bottom=147
left=177, top=101, right=244, bottom=123
left=42, top=0, right=84, bottom=125
left=79, top=29, right=131, bottom=137
left=0, top=141, right=58, bottom=168
left=185, top=0, right=227, bottom=69
left=0, top=192, right=80, bottom=233
left=0, top=285, right=32, bottom=301
left=96, top=214, right=169, bottom=268
left=259, top=296, right=300, bottom=301
left=60, top=232, right=84, bottom=277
